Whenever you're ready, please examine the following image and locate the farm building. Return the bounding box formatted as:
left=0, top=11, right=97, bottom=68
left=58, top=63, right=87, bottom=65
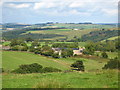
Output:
left=52, top=47, right=85, bottom=56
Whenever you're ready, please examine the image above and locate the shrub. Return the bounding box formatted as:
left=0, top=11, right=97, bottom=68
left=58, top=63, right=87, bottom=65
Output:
left=101, top=52, right=108, bottom=58
left=52, top=53, right=60, bottom=58
left=12, top=63, right=43, bottom=74
left=71, top=60, right=85, bottom=71
left=102, top=59, right=120, bottom=70
left=42, top=67, right=62, bottom=73
left=11, top=63, right=62, bottom=74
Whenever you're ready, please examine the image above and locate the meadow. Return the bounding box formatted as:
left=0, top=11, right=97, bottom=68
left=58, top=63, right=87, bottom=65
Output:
left=2, top=70, right=118, bottom=88
left=2, top=51, right=109, bottom=72
left=95, top=52, right=118, bottom=59
left=2, top=50, right=119, bottom=88
left=25, top=28, right=100, bottom=40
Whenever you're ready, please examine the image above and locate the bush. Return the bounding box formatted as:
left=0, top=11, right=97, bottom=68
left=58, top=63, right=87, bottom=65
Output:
left=12, top=63, right=43, bottom=74
left=11, top=63, right=62, bottom=74
left=71, top=60, right=85, bottom=71
left=52, top=53, right=60, bottom=58
left=101, top=52, right=108, bottom=58
left=42, top=67, right=62, bottom=73
left=102, top=59, right=120, bottom=70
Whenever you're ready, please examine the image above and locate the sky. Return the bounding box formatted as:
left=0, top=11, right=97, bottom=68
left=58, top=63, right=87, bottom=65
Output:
left=0, top=0, right=119, bottom=24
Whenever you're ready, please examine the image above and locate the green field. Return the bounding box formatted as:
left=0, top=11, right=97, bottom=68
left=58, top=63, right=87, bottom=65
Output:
left=53, top=23, right=116, bottom=29
left=2, top=70, right=118, bottom=88
left=2, top=51, right=119, bottom=88
left=101, top=36, right=119, bottom=42
left=95, top=52, right=118, bottom=59
left=2, top=51, right=108, bottom=72
left=2, top=51, right=69, bottom=71
left=25, top=28, right=100, bottom=40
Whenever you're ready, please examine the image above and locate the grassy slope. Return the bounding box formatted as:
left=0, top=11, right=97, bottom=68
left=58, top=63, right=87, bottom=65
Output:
left=2, top=51, right=108, bottom=72
left=2, top=51, right=118, bottom=88
left=2, top=51, right=69, bottom=71
left=95, top=52, right=118, bottom=59
left=2, top=70, right=118, bottom=88
left=26, top=28, right=100, bottom=40
left=101, top=36, right=119, bottom=42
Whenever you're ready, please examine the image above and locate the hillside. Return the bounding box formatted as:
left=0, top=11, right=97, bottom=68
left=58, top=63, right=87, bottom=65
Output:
left=2, top=51, right=109, bottom=72
left=2, top=23, right=117, bottom=41
left=2, top=51, right=118, bottom=88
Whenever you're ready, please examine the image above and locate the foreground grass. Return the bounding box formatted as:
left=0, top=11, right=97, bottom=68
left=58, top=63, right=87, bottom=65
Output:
left=2, top=70, right=118, bottom=88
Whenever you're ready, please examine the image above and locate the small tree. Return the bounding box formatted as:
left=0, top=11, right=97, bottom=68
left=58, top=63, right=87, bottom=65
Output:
left=71, top=60, right=85, bottom=71
left=102, top=59, right=120, bottom=70
left=101, top=52, right=108, bottom=58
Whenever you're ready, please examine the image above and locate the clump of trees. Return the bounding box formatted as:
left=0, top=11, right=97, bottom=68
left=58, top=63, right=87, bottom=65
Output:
left=61, top=48, right=73, bottom=58
left=102, top=59, right=120, bottom=70
left=71, top=60, right=85, bottom=71
left=10, top=39, right=28, bottom=51
left=12, top=63, right=61, bottom=74
left=52, top=42, right=79, bottom=48
left=101, top=52, right=108, bottom=58
left=83, top=40, right=119, bottom=56
left=40, top=45, right=54, bottom=56
left=80, top=30, right=118, bottom=42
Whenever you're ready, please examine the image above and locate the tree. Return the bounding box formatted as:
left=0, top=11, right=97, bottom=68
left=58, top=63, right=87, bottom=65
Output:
left=101, top=52, right=108, bottom=58
left=31, top=40, right=40, bottom=47
left=83, top=41, right=95, bottom=55
left=52, top=53, right=60, bottom=58
left=12, top=63, right=43, bottom=74
left=71, top=60, right=85, bottom=71
left=61, top=48, right=73, bottom=58
left=41, top=45, right=54, bottom=56
left=102, top=59, right=120, bottom=70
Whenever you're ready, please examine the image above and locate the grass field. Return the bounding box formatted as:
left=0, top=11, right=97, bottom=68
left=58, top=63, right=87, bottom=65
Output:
left=25, top=28, right=100, bottom=40
left=2, top=51, right=69, bottom=71
left=2, top=51, right=119, bottom=88
left=101, top=36, right=119, bottom=42
left=53, top=23, right=116, bottom=29
left=2, top=51, right=108, bottom=72
left=2, top=70, right=118, bottom=88
left=95, top=52, right=118, bottom=59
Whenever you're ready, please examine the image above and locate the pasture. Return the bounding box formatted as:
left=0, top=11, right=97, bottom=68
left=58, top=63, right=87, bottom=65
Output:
left=2, top=70, right=118, bottom=88
left=2, top=51, right=119, bottom=88
left=2, top=51, right=108, bottom=72
left=95, top=52, right=118, bottom=59
left=25, top=28, right=100, bottom=40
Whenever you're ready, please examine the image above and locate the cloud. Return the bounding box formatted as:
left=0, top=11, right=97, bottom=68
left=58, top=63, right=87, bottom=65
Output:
left=33, top=2, right=57, bottom=9
left=102, top=9, right=118, bottom=16
left=69, top=2, right=85, bottom=8
left=7, top=3, right=31, bottom=8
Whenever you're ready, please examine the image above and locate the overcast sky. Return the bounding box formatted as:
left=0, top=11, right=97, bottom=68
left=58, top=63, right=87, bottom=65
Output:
left=0, top=0, right=119, bottom=24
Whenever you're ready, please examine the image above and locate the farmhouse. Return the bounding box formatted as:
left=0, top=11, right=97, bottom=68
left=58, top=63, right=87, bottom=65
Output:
left=52, top=47, right=85, bottom=56
left=73, top=48, right=85, bottom=55
left=52, top=48, right=62, bottom=55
